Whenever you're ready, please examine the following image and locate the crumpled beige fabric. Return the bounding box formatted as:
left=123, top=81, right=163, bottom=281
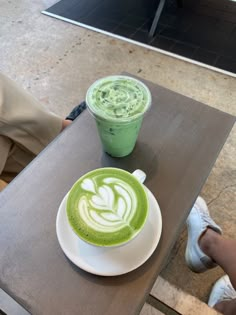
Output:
left=0, top=72, right=62, bottom=183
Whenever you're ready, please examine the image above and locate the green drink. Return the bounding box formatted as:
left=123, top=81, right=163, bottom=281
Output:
left=86, top=75, right=152, bottom=157
left=66, top=168, right=149, bottom=247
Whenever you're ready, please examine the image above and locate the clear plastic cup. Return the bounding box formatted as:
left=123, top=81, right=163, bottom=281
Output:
left=86, top=75, right=152, bottom=157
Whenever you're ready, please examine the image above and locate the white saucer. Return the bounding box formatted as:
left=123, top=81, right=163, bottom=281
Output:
left=56, top=187, right=162, bottom=276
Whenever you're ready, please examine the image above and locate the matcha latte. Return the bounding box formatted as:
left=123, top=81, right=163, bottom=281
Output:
left=66, top=168, right=149, bottom=247
left=86, top=75, right=152, bottom=157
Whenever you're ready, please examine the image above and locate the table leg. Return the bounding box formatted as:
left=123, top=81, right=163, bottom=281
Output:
left=148, top=0, right=166, bottom=38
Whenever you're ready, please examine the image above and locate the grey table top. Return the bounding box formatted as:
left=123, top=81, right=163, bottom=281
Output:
left=0, top=75, right=235, bottom=315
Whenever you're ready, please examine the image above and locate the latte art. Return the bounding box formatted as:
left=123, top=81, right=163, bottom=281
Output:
left=66, top=168, right=149, bottom=247
left=79, top=177, right=137, bottom=232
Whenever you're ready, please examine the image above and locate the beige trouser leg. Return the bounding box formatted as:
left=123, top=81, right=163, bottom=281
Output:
left=0, top=72, right=63, bottom=186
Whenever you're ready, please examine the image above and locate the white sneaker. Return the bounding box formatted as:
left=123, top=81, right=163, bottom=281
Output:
left=208, top=275, right=236, bottom=307
left=185, top=196, right=222, bottom=273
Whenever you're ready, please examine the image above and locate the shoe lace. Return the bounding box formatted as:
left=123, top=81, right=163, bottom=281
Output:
left=196, top=205, right=212, bottom=225
left=221, top=283, right=236, bottom=301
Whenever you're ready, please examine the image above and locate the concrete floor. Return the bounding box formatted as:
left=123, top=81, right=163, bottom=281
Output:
left=1, top=0, right=235, bottom=308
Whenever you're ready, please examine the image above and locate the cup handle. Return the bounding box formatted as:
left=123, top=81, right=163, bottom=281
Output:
left=132, top=169, right=146, bottom=184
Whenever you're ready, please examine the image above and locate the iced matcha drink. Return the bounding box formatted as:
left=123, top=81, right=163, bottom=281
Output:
left=86, top=75, right=152, bottom=157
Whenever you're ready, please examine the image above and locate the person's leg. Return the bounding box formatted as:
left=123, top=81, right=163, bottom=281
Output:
left=0, top=73, right=87, bottom=185
left=0, top=179, right=7, bottom=191
left=208, top=275, right=236, bottom=314
left=199, top=227, right=236, bottom=314
left=185, top=196, right=222, bottom=273
left=0, top=72, right=64, bottom=183
left=0, top=72, right=63, bottom=155
left=200, top=229, right=236, bottom=290
left=185, top=197, right=236, bottom=314
left=214, top=299, right=236, bottom=315
left=0, top=135, right=12, bottom=190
